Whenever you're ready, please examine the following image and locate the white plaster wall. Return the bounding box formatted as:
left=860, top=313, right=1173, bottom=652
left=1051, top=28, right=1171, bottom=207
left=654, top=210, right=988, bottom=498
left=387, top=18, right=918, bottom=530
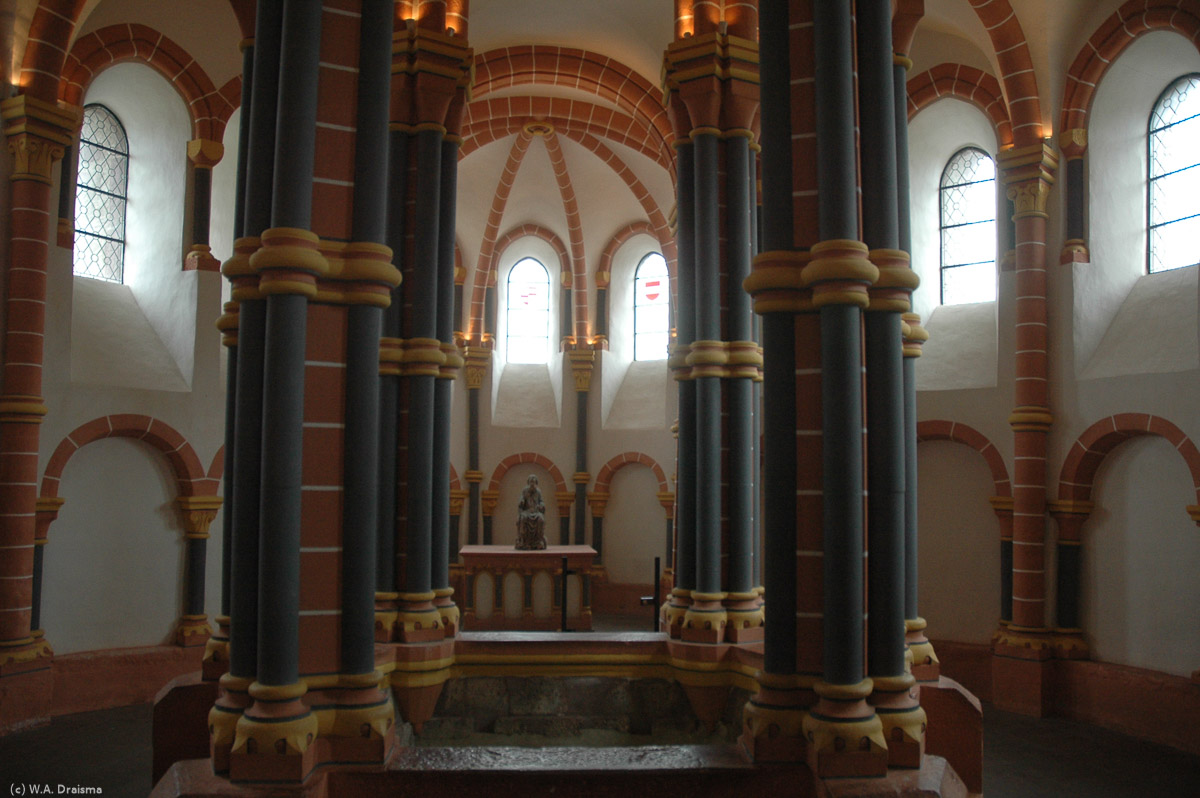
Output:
left=209, top=106, right=241, bottom=267
left=1081, top=436, right=1200, bottom=677
left=492, top=236, right=563, bottom=426
left=41, top=438, right=184, bottom=653
left=907, top=96, right=999, bottom=323
left=84, top=63, right=195, bottom=386
left=917, top=440, right=1001, bottom=644
left=918, top=302, right=997, bottom=391
left=1080, top=267, right=1199, bottom=380
left=1080, top=32, right=1200, bottom=377
left=602, top=465, right=666, bottom=584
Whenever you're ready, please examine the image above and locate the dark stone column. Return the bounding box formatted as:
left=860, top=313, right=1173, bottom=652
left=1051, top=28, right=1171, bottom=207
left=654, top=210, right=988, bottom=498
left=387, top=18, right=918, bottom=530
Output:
left=682, top=130, right=726, bottom=644
left=432, top=135, right=462, bottom=634
left=379, top=131, right=408, bottom=599
left=803, top=0, right=886, bottom=777
left=859, top=0, right=924, bottom=767
left=665, top=140, right=697, bottom=638
left=396, top=127, right=444, bottom=641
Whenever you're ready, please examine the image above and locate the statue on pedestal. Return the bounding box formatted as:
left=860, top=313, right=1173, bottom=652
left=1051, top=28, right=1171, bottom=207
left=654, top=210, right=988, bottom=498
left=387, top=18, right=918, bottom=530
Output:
left=515, top=474, right=548, bottom=550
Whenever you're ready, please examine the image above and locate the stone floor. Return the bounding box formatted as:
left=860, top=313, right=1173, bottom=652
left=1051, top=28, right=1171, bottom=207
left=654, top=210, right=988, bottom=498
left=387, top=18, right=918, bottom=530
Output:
left=2, top=621, right=1198, bottom=798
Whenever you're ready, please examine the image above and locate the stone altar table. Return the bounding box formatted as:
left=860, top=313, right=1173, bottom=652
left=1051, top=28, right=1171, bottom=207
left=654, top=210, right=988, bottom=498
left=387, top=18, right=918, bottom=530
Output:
left=459, top=544, right=596, bottom=631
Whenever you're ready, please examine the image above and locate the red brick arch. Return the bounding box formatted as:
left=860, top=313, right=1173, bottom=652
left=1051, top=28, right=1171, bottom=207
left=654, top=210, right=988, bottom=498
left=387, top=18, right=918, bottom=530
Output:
left=460, top=100, right=670, bottom=170
left=488, top=453, right=568, bottom=495
left=907, top=63, right=1014, bottom=149
left=593, top=452, right=670, bottom=496
left=1060, top=0, right=1200, bottom=135
left=18, top=0, right=91, bottom=101
left=1057, top=414, right=1200, bottom=505
left=59, top=24, right=238, bottom=142
left=597, top=221, right=665, bottom=287
left=967, top=0, right=1043, bottom=145
left=916, top=419, right=1012, bottom=498
left=472, top=46, right=672, bottom=153
left=41, top=415, right=215, bottom=499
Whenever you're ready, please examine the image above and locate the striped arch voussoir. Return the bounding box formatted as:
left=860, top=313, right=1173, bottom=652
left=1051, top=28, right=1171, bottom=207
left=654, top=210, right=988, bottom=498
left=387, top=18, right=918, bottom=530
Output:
left=967, top=0, right=1043, bottom=146
left=1057, top=414, right=1200, bottom=506
left=916, top=419, right=1012, bottom=498
left=488, top=453, right=568, bottom=495
left=598, top=221, right=663, bottom=286
left=907, top=63, right=1014, bottom=148
left=473, top=46, right=672, bottom=148
left=1061, top=0, right=1200, bottom=134
left=59, top=24, right=233, bottom=141
left=40, top=414, right=213, bottom=500
left=593, top=452, right=670, bottom=495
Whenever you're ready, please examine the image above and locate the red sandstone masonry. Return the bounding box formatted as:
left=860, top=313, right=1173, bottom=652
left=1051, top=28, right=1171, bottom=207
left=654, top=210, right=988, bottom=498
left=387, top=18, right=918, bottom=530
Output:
left=473, top=46, right=672, bottom=147
left=917, top=420, right=1013, bottom=498
left=1061, top=1, right=1200, bottom=134
left=467, top=131, right=533, bottom=337
left=40, top=415, right=210, bottom=499
left=543, top=132, right=589, bottom=337
left=597, top=222, right=666, bottom=288
left=966, top=0, right=1043, bottom=145
left=907, top=63, right=1014, bottom=148
left=487, top=453, right=568, bottom=495
left=593, top=452, right=669, bottom=494
left=1057, top=414, right=1200, bottom=505
left=59, top=25, right=229, bottom=142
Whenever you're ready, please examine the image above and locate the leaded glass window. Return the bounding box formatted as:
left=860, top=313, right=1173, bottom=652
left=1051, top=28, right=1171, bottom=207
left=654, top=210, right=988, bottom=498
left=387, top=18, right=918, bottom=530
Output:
left=634, top=252, right=669, bottom=361
left=939, top=147, right=996, bottom=305
left=1148, top=74, right=1200, bottom=273
left=74, top=104, right=129, bottom=283
left=506, top=257, right=550, bottom=364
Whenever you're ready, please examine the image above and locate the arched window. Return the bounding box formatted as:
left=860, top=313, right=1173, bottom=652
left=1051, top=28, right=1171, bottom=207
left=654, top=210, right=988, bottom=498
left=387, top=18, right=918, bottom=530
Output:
left=939, top=147, right=996, bottom=305
left=1148, top=74, right=1200, bottom=273
left=633, top=252, right=669, bottom=361
left=73, top=104, right=129, bottom=283
left=506, top=257, right=550, bottom=364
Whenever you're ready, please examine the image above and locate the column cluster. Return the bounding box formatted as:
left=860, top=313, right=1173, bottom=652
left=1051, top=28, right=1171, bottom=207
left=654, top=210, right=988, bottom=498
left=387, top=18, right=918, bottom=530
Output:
left=740, top=0, right=927, bottom=777
left=662, top=1, right=765, bottom=650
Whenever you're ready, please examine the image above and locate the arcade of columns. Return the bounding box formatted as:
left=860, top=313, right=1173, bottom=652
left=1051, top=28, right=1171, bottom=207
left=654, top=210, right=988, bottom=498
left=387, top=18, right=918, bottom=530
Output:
left=0, top=0, right=1071, bottom=791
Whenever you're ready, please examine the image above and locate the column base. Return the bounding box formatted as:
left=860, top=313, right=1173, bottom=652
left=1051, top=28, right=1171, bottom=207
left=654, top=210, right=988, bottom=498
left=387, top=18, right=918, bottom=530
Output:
left=662, top=588, right=691, bottom=639
left=229, top=682, right=320, bottom=783
left=433, top=588, right=460, bottom=637
left=0, top=635, right=52, bottom=675
left=741, top=672, right=813, bottom=762
left=869, top=674, right=926, bottom=768
left=905, top=618, right=939, bottom=681
left=307, top=671, right=396, bottom=765
left=389, top=636, right=455, bottom=733
left=374, top=591, right=399, bottom=642
left=803, top=680, right=889, bottom=779
left=175, top=614, right=213, bottom=647
left=681, top=591, right=727, bottom=643
left=0, top=649, right=53, bottom=734
left=208, top=673, right=253, bottom=775
left=395, top=592, right=443, bottom=643
left=724, top=589, right=765, bottom=643
left=1049, top=629, right=1089, bottom=660
left=201, top=616, right=230, bottom=680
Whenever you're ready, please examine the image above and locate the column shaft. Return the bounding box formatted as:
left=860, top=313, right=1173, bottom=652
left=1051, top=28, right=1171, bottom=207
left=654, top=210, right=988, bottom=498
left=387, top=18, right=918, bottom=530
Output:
left=726, top=135, right=754, bottom=595
left=673, top=141, right=697, bottom=593
left=692, top=132, right=721, bottom=595
left=574, top=391, right=588, bottom=545
left=431, top=136, right=459, bottom=588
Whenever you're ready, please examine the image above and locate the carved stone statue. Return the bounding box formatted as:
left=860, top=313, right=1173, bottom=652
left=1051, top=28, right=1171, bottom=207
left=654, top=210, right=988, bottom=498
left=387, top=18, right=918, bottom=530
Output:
left=515, top=474, right=548, bottom=550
